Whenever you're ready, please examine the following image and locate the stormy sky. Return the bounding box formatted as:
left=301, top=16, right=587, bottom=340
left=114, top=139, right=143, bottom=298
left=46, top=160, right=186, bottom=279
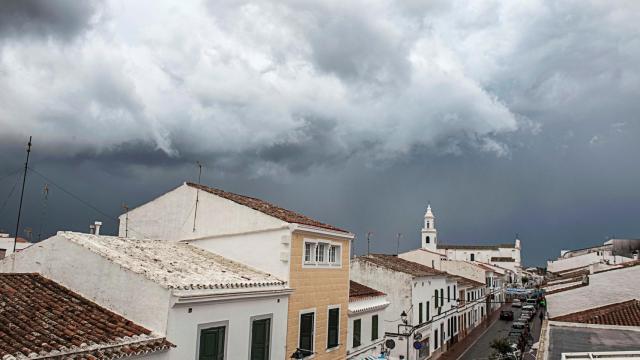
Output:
left=1, top=0, right=639, bottom=266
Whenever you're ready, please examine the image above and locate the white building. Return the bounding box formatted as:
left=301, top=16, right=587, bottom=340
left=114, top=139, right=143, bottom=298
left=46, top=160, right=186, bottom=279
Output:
left=546, top=262, right=640, bottom=319
left=0, top=231, right=291, bottom=360
left=347, top=281, right=390, bottom=360
left=116, top=182, right=354, bottom=359
left=0, top=232, right=31, bottom=258
left=350, top=254, right=460, bottom=360
left=547, top=239, right=640, bottom=274
left=416, top=205, right=522, bottom=281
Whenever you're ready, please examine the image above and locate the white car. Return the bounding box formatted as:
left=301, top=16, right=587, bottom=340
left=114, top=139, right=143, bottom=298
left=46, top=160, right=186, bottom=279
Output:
left=512, top=299, right=522, bottom=307
left=522, top=305, right=535, bottom=312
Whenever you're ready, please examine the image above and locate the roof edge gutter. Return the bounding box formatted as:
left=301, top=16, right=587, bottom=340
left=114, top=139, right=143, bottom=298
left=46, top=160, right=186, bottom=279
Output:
left=289, top=223, right=354, bottom=240
left=173, top=288, right=294, bottom=304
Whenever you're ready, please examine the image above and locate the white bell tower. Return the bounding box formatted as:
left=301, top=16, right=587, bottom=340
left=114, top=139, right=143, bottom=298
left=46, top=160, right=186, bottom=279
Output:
left=421, top=204, right=438, bottom=251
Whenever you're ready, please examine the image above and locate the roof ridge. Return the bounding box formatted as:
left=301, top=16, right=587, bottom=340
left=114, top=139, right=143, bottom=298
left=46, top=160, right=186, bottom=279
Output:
left=186, top=182, right=349, bottom=233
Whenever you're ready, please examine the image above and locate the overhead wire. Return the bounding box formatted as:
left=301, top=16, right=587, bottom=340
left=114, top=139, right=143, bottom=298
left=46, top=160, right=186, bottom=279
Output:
left=26, top=166, right=153, bottom=239
left=0, top=172, right=20, bottom=217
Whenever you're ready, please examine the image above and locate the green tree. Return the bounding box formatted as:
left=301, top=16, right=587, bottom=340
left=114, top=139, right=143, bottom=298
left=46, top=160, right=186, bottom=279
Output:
left=490, top=338, right=514, bottom=359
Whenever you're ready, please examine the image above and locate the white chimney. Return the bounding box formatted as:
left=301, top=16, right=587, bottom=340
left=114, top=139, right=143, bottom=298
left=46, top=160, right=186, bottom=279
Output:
left=89, top=224, right=95, bottom=234
left=94, top=221, right=102, bottom=236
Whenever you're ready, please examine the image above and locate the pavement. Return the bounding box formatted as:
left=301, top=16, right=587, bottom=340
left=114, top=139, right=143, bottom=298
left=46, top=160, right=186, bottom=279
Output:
left=439, top=305, right=544, bottom=360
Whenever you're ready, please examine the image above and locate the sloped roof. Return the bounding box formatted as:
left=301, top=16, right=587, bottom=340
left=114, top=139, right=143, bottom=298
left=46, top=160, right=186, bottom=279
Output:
left=59, top=232, right=287, bottom=292
left=349, top=281, right=385, bottom=301
left=356, top=254, right=447, bottom=277
left=450, top=275, right=484, bottom=288
left=552, top=299, right=640, bottom=326
left=437, top=243, right=515, bottom=250
left=187, top=182, right=349, bottom=233
left=0, top=273, right=173, bottom=359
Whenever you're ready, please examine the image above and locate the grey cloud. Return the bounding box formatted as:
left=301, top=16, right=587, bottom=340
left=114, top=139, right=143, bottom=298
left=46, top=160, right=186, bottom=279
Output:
left=0, top=0, right=100, bottom=40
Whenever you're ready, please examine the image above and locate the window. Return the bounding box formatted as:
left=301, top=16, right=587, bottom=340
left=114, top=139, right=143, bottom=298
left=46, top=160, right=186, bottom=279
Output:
left=425, top=236, right=430, bottom=244
left=434, top=290, right=438, bottom=307
left=371, top=315, right=379, bottom=341
left=418, top=337, right=430, bottom=359
left=327, top=308, right=339, bottom=349
left=250, top=318, right=271, bottom=360
left=328, top=245, right=340, bottom=264
left=426, top=221, right=430, bottom=229
left=353, top=319, right=361, bottom=347
left=447, top=286, right=450, bottom=303
left=426, top=301, right=430, bottom=322
left=315, top=243, right=326, bottom=262
left=299, top=312, right=315, bottom=353
left=470, top=253, right=475, bottom=261
left=440, top=289, right=444, bottom=307
left=303, top=240, right=342, bottom=267
left=199, top=326, right=225, bottom=360
left=434, top=329, right=439, bottom=349
left=453, top=285, right=456, bottom=300
left=419, top=303, right=423, bottom=323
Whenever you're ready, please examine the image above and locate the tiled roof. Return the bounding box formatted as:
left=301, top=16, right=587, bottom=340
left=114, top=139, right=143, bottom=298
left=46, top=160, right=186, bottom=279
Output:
left=592, top=260, right=640, bottom=274
left=451, top=275, right=484, bottom=288
left=419, top=248, right=447, bottom=256
left=552, top=299, right=640, bottom=326
left=437, top=243, right=515, bottom=250
left=491, top=257, right=515, bottom=262
left=349, top=281, right=385, bottom=300
left=187, top=182, right=349, bottom=233
left=0, top=273, right=173, bottom=359
left=357, top=254, right=447, bottom=277
left=59, top=232, right=287, bottom=292
left=545, top=282, right=587, bottom=295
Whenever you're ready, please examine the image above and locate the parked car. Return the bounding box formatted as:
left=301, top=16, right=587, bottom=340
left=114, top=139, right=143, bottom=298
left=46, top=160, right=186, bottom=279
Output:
left=512, top=321, right=527, bottom=330
left=522, top=304, right=536, bottom=312
left=526, top=298, right=538, bottom=308
left=512, top=299, right=522, bottom=308
left=501, top=310, right=515, bottom=321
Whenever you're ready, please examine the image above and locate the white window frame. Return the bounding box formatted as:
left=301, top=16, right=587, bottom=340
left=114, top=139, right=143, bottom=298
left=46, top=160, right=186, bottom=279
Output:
left=326, top=304, right=341, bottom=352
left=303, top=239, right=342, bottom=268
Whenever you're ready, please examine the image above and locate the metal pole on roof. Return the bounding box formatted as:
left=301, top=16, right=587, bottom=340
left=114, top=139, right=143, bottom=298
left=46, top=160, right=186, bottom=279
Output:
left=13, top=136, right=32, bottom=253
left=396, top=233, right=402, bottom=255
left=122, top=203, right=129, bottom=237
left=367, top=231, right=372, bottom=255
left=192, top=161, right=203, bottom=232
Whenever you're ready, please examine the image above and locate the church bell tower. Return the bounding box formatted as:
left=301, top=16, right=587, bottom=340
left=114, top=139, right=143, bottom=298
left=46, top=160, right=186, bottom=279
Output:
left=421, top=204, right=438, bottom=251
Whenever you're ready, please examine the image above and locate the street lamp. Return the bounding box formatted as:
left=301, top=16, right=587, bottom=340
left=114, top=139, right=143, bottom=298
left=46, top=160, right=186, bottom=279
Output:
left=400, top=310, right=408, bottom=325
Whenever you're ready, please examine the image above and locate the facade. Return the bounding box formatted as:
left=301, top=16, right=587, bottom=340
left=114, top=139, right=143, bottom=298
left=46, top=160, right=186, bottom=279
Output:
left=347, top=281, right=390, bottom=360
left=0, top=233, right=31, bottom=258
left=0, top=232, right=291, bottom=360
left=545, top=263, right=640, bottom=318
left=117, top=182, right=354, bottom=359
left=547, top=239, right=640, bottom=274
left=0, top=272, right=173, bottom=359
left=350, top=254, right=459, bottom=360
left=415, top=205, right=522, bottom=281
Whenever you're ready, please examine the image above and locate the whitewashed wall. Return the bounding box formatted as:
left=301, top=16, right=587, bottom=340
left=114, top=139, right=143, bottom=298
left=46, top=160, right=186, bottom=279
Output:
left=347, top=307, right=387, bottom=359
left=0, top=237, right=31, bottom=257
left=0, top=235, right=171, bottom=333
left=185, top=228, right=291, bottom=281
left=547, top=251, right=631, bottom=273
left=167, top=295, right=289, bottom=360
left=547, top=266, right=640, bottom=318
left=120, top=183, right=285, bottom=240
left=439, top=260, right=486, bottom=283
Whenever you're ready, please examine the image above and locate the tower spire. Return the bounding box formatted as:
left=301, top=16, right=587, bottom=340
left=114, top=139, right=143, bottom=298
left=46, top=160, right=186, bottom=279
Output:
left=421, top=202, right=437, bottom=251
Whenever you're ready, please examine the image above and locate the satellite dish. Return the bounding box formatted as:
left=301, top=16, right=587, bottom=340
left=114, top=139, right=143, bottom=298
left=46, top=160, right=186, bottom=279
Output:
left=385, top=339, right=396, bottom=349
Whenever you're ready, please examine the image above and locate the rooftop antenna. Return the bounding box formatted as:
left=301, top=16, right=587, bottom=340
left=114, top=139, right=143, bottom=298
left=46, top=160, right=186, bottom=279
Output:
left=36, top=183, right=49, bottom=241
left=396, top=232, right=402, bottom=255
left=122, top=203, right=129, bottom=237
left=367, top=231, right=372, bottom=255
left=192, top=161, right=203, bottom=232
left=13, top=136, right=31, bottom=252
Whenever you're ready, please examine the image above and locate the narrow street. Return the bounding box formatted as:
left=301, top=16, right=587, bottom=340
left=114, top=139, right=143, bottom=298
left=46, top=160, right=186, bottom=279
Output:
left=457, top=306, right=544, bottom=360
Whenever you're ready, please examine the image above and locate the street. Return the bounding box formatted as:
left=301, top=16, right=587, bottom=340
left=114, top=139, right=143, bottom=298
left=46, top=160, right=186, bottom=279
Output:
left=459, top=306, right=544, bottom=360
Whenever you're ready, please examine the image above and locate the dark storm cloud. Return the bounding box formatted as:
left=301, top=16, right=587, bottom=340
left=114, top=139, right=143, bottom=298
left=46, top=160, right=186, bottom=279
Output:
left=1, top=0, right=640, bottom=265
left=0, top=0, right=100, bottom=40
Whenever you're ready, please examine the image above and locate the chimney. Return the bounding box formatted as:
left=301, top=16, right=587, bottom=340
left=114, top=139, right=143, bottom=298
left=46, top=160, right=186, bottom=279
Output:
left=89, top=224, right=95, bottom=234
left=94, top=221, right=102, bottom=236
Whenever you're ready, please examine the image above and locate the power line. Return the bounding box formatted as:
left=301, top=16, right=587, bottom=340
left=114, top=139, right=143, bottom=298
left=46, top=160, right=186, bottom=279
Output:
left=0, top=168, right=22, bottom=183
left=27, top=166, right=152, bottom=239
left=0, top=173, right=20, bottom=216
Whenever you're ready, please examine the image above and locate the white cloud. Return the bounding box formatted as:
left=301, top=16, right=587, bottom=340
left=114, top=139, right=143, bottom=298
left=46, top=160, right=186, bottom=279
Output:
left=0, top=0, right=638, bottom=173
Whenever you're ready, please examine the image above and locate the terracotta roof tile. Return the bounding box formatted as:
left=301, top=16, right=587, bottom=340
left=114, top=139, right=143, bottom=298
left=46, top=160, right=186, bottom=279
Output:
left=552, top=299, right=640, bottom=326
left=0, top=273, right=173, bottom=359
left=349, top=281, right=385, bottom=300
left=357, top=254, right=447, bottom=277
left=187, top=182, right=349, bottom=233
